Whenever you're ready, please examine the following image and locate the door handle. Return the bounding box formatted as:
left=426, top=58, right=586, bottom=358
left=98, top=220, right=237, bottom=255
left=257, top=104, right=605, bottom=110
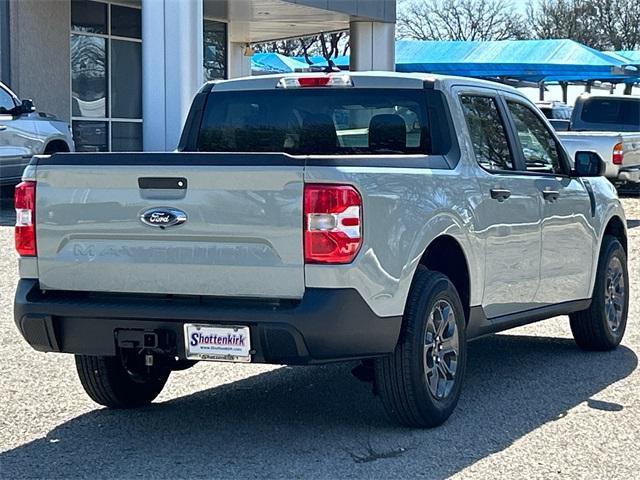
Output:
left=0, top=125, right=7, bottom=131
left=138, top=177, right=187, bottom=190
left=490, top=188, right=511, bottom=202
left=542, top=190, right=560, bottom=202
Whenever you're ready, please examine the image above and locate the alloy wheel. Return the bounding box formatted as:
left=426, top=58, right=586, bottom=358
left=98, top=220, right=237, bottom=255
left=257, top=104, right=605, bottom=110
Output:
left=604, top=256, right=625, bottom=334
left=424, top=300, right=459, bottom=399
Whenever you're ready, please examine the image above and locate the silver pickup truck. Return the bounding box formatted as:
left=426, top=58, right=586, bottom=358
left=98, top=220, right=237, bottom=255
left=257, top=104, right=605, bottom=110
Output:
left=558, top=94, right=640, bottom=185
left=13, top=73, right=629, bottom=428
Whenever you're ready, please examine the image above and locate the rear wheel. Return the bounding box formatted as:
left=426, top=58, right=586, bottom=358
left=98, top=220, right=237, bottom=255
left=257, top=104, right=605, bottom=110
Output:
left=75, top=354, right=170, bottom=408
left=375, top=269, right=467, bottom=428
left=570, top=235, right=628, bottom=351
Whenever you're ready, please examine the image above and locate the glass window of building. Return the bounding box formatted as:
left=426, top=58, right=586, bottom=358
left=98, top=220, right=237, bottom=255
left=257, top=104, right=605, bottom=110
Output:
left=204, top=20, right=227, bottom=81
left=71, top=1, right=142, bottom=152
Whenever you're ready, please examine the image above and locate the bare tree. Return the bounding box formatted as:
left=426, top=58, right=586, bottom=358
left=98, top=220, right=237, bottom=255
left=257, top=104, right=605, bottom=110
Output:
left=590, top=0, right=640, bottom=50
left=526, top=0, right=601, bottom=48
left=527, top=0, right=640, bottom=50
left=397, top=0, right=526, bottom=41
left=253, top=31, right=350, bottom=64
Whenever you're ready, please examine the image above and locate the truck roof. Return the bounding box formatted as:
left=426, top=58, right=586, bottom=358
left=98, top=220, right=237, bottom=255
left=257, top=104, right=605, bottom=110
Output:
left=205, top=71, right=524, bottom=96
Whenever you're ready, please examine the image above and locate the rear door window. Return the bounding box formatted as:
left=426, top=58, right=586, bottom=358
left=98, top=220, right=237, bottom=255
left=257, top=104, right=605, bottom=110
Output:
left=460, top=95, right=514, bottom=171
left=197, top=89, right=436, bottom=155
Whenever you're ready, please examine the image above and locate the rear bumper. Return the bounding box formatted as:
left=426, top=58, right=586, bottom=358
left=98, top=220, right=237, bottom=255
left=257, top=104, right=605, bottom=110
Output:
left=14, top=279, right=402, bottom=365
left=618, top=166, right=640, bottom=183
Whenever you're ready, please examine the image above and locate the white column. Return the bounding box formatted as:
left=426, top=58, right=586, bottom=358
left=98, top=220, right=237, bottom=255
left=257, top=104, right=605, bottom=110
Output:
left=228, top=42, right=252, bottom=78
left=142, top=0, right=203, bottom=151
left=349, top=21, right=395, bottom=72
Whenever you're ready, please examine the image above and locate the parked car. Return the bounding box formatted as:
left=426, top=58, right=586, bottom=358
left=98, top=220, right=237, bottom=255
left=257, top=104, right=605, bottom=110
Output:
left=557, top=94, right=640, bottom=186
left=14, top=73, right=628, bottom=428
left=0, top=82, right=74, bottom=187
left=535, top=100, right=573, bottom=120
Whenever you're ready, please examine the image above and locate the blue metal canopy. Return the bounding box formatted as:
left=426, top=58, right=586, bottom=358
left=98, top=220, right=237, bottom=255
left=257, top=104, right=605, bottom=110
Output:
left=616, top=50, right=640, bottom=65
left=286, top=40, right=638, bottom=82
left=291, top=55, right=350, bottom=68
left=395, top=39, right=638, bottom=82
left=251, top=53, right=310, bottom=73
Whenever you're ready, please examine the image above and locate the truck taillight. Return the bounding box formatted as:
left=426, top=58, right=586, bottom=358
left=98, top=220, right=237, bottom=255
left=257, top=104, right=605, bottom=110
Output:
left=304, top=184, right=362, bottom=264
left=15, top=181, right=36, bottom=256
left=612, top=143, right=624, bottom=165
left=276, top=75, right=353, bottom=89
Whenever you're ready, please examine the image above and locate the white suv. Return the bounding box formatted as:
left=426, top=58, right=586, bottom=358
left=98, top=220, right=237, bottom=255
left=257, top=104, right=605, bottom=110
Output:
left=0, top=81, right=74, bottom=187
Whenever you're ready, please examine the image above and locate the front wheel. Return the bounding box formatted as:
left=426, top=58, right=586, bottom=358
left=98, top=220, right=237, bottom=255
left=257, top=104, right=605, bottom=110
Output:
left=375, top=269, right=467, bottom=428
left=570, top=235, right=629, bottom=351
left=75, top=354, right=170, bottom=408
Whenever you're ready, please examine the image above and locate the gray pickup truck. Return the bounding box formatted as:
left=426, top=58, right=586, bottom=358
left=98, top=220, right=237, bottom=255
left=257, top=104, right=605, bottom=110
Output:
left=558, top=94, right=640, bottom=185
left=14, top=73, right=629, bottom=428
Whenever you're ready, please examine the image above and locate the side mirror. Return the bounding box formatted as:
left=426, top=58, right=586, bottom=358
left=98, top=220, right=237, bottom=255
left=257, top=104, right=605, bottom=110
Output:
left=19, top=99, right=35, bottom=114
left=573, top=151, right=605, bottom=177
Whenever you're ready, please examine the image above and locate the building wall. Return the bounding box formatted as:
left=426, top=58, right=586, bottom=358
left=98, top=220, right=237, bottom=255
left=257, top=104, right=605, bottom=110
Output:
left=0, top=0, right=10, bottom=85
left=9, top=0, right=71, bottom=121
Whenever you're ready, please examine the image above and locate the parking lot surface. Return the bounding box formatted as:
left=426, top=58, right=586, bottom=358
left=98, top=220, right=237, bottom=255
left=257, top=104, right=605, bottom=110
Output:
left=1, top=194, right=639, bottom=479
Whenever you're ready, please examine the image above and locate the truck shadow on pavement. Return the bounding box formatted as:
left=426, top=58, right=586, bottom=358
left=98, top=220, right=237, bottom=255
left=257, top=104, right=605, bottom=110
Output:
left=1, top=333, right=637, bottom=478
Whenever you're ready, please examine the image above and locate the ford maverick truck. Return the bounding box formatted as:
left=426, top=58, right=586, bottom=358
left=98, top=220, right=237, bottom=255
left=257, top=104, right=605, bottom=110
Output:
left=14, top=73, right=629, bottom=427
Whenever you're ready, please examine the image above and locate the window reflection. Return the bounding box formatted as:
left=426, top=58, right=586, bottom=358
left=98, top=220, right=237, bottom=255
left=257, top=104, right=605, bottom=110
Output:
left=71, top=34, right=107, bottom=118
left=204, top=20, right=227, bottom=81
left=507, top=101, right=561, bottom=175
left=72, top=121, right=108, bottom=152
left=460, top=96, right=513, bottom=171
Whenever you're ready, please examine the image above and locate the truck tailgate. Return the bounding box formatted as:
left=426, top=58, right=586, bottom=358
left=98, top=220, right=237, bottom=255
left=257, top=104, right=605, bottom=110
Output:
left=34, top=153, right=305, bottom=299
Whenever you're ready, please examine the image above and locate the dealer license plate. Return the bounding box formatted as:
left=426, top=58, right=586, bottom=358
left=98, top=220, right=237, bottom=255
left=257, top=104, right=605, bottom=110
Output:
left=184, top=324, right=251, bottom=362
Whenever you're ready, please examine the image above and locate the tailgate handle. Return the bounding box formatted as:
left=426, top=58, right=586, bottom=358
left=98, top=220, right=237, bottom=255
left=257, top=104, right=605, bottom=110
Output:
left=138, top=177, right=187, bottom=190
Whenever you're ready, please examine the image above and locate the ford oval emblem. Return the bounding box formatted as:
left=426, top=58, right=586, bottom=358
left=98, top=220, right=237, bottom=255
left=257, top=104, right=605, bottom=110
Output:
left=140, top=207, right=187, bottom=229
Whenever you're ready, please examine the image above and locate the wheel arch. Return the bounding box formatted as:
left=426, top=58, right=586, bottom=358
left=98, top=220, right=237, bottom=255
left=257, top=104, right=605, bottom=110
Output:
left=43, top=138, right=71, bottom=154
left=417, top=234, right=472, bottom=323
left=587, top=213, right=628, bottom=299
left=602, top=215, right=627, bottom=254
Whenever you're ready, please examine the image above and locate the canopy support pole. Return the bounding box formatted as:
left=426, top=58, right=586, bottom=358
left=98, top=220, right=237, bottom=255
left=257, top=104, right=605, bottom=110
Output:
left=560, top=82, right=568, bottom=103
left=539, top=82, right=545, bottom=101
left=624, top=83, right=633, bottom=95
left=585, top=81, right=592, bottom=93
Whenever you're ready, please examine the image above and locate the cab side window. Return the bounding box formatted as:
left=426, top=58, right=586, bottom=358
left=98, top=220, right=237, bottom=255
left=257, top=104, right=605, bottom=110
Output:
left=460, top=95, right=514, bottom=172
left=506, top=101, right=564, bottom=175
left=0, top=87, right=16, bottom=112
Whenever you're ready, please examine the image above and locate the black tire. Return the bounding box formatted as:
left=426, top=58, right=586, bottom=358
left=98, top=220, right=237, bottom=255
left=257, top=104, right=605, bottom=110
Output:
left=375, top=269, right=467, bottom=428
left=75, top=355, right=170, bottom=408
left=570, top=235, right=629, bottom=351
left=43, top=142, right=70, bottom=155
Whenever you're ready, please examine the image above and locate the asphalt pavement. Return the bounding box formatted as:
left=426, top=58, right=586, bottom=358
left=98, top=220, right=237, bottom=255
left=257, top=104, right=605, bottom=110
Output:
left=0, top=196, right=639, bottom=479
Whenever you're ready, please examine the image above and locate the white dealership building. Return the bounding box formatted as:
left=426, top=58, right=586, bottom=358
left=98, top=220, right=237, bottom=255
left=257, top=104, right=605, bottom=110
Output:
left=0, top=0, right=396, bottom=152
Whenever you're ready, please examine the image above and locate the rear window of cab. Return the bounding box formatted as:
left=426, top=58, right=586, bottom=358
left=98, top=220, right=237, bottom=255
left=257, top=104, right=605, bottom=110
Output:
left=197, top=88, right=453, bottom=156
left=581, top=98, right=640, bottom=129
